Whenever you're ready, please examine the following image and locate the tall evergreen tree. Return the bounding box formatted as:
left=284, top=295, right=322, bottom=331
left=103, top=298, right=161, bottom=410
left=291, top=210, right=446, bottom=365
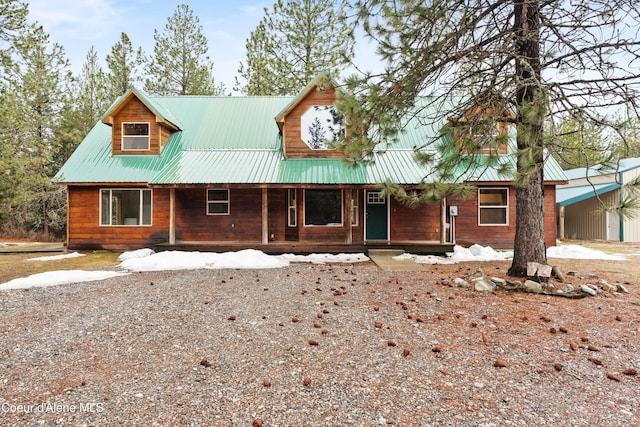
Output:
left=339, top=0, right=640, bottom=276
left=145, top=4, right=223, bottom=95
left=4, top=24, right=70, bottom=235
left=105, top=32, right=144, bottom=98
left=236, top=0, right=355, bottom=95
left=0, top=0, right=28, bottom=69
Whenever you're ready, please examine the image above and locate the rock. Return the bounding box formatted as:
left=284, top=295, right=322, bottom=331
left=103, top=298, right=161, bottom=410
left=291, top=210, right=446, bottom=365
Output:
left=554, top=363, right=563, bottom=371
left=622, top=368, right=638, bottom=376
left=253, top=419, right=263, bottom=427
left=506, top=279, right=522, bottom=287
left=474, top=280, right=497, bottom=292
left=524, top=280, right=543, bottom=293
left=527, top=262, right=553, bottom=278
left=551, top=266, right=565, bottom=282
left=580, top=284, right=597, bottom=296
left=403, top=349, right=410, bottom=357
left=432, top=345, right=443, bottom=353
left=308, top=339, right=319, bottom=346
left=387, top=340, right=397, bottom=347
left=263, top=380, right=271, bottom=387
left=598, top=280, right=617, bottom=293
left=616, top=283, right=630, bottom=293
left=199, top=359, right=212, bottom=368
left=454, top=278, right=470, bottom=288
left=560, top=284, right=574, bottom=293
left=303, top=377, right=311, bottom=386
left=490, top=277, right=506, bottom=285
left=465, top=267, right=484, bottom=281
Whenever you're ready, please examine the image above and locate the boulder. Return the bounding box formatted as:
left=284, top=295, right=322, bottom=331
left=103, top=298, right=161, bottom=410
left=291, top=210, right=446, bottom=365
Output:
left=474, top=280, right=497, bottom=292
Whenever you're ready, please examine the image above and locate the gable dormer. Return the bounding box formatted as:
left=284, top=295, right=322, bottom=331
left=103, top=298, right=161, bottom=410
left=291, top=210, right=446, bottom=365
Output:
left=447, top=98, right=515, bottom=155
left=275, top=75, right=345, bottom=159
left=101, top=87, right=181, bottom=155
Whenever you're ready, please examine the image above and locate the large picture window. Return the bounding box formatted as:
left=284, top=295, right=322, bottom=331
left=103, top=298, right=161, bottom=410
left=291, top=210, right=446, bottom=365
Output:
left=207, top=189, right=229, bottom=215
left=122, top=122, right=150, bottom=150
left=304, top=189, right=342, bottom=226
left=478, top=188, right=508, bottom=226
left=100, top=189, right=152, bottom=226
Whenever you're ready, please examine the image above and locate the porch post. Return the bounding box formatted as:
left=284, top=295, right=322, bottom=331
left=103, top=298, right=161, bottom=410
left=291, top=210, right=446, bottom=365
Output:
left=262, top=188, right=269, bottom=244
left=558, top=205, right=565, bottom=240
left=169, top=188, right=175, bottom=245
left=345, top=189, right=353, bottom=244
left=440, top=198, right=447, bottom=243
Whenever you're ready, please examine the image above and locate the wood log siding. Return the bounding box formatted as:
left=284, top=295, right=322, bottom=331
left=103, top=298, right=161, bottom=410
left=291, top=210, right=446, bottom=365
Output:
left=66, top=186, right=170, bottom=250
left=111, top=97, right=164, bottom=155
left=282, top=88, right=346, bottom=158
left=389, top=197, right=441, bottom=241
left=451, top=185, right=557, bottom=249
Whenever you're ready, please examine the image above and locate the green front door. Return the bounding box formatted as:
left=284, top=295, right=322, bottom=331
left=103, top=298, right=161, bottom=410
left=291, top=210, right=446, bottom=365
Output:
left=366, top=190, right=388, bottom=240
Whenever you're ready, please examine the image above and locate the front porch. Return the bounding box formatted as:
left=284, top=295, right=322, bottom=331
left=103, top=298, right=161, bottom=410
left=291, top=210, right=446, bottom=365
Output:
left=154, top=240, right=455, bottom=255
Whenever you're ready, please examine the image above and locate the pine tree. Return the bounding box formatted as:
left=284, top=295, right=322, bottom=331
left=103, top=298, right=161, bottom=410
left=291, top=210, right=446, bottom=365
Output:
left=340, top=0, right=640, bottom=276
left=105, top=32, right=144, bottom=98
left=145, top=4, right=224, bottom=95
left=4, top=24, right=70, bottom=235
left=236, top=0, right=355, bottom=95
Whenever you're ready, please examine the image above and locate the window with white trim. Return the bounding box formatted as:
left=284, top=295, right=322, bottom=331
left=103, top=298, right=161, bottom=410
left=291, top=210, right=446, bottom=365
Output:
left=478, top=188, right=508, bottom=226
left=350, top=189, right=359, bottom=226
left=287, top=189, right=297, bottom=227
left=122, top=122, right=150, bottom=150
left=100, top=189, right=152, bottom=226
left=207, top=189, right=229, bottom=215
left=304, top=189, right=342, bottom=226
left=367, top=190, right=385, bottom=204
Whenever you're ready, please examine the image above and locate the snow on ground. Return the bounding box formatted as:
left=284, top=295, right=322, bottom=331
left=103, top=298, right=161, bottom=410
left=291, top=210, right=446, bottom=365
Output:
left=0, top=270, right=128, bottom=291
left=547, top=244, right=626, bottom=260
left=118, top=249, right=290, bottom=272
left=25, top=252, right=85, bottom=262
left=397, top=244, right=513, bottom=264
left=278, top=252, right=370, bottom=265
left=0, top=243, right=625, bottom=291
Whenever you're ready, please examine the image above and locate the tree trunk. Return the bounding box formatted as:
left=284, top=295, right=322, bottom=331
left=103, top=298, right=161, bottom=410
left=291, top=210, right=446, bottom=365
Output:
left=508, top=0, right=547, bottom=276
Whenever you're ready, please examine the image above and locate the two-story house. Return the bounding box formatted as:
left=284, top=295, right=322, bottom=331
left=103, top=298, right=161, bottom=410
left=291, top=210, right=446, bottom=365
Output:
left=53, top=76, right=567, bottom=252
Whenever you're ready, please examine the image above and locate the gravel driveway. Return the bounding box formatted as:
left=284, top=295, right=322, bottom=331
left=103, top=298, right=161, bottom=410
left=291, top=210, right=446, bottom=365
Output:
left=1, top=261, right=638, bottom=426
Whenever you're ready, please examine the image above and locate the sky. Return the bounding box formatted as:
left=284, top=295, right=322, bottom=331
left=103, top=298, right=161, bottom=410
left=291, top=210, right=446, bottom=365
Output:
left=25, top=0, right=378, bottom=93
left=0, top=244, right=629, bottom=291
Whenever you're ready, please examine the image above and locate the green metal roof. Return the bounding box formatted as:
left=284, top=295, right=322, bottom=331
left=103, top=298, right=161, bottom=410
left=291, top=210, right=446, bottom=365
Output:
left=557, top=183, right=620, bottom=207
left=54, top=88, right=567, bottom=186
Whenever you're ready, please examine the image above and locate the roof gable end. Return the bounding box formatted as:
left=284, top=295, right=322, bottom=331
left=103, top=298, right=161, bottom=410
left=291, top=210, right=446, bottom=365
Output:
left=101, top=86, right=181, bottom=131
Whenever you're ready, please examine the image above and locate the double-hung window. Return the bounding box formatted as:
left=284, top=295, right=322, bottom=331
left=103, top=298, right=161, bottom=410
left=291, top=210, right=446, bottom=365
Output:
left=207, top=189, right=229, bottom=215
left=101, top=189, right=152, bottom=226
left=478, top=188, right=508, bottom=226
left=122, top=122, right=150, bottom=150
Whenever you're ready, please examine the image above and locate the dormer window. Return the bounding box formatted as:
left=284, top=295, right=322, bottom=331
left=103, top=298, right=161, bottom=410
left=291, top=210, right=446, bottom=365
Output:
left=122, top=122, right=150, bottom=151
left=300, top=106, right=344, bottom=150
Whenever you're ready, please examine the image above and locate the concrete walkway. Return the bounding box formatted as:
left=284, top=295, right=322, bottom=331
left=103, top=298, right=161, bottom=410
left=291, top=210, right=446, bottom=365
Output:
left=367, top=249, right=428, bottom=271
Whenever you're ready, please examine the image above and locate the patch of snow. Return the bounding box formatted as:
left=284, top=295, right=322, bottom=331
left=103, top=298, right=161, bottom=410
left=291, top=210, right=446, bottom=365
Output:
left=278, top=253, right=369, bottom=264
left=547, top=244, right=626, bottom=260
left=117, top=249, right=289, bottom=272
left=26, top=252, right=85, bottom=262
left=399, top=244, right=513, bottom=264
left=0, top=270, right=128, bottom=291
left=118, top=248, right=155, bottom=261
